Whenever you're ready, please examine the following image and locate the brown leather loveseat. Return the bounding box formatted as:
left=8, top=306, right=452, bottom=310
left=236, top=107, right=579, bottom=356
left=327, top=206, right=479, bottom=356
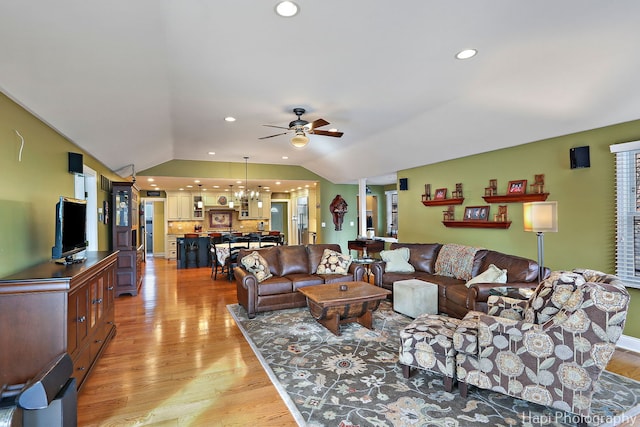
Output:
left=234, top=244, right=365, bottom=318
left=371, top=242, right=548, bottom=318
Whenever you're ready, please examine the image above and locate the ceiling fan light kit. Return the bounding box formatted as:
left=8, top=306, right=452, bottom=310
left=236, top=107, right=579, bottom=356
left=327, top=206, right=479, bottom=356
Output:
left=260, top=107, right=343, bottom=147
left=291, top=133, right=309, bottom=148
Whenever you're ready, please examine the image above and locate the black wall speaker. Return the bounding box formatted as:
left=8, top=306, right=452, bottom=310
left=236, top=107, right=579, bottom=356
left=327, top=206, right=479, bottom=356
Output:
left=570, top=146, right=590, bottom=169
left=68, top=152, right=83, bottom=174
left=399, top=178, right=408, bottom=191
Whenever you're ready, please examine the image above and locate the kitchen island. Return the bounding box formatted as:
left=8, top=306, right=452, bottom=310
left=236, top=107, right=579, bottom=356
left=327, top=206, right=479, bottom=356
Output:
left=176, top=232, right=283, bottom=269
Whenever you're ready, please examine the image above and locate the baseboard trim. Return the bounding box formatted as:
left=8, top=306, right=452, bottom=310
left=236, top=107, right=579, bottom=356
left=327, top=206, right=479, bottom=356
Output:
left=617, top=334, right=640, bottom=353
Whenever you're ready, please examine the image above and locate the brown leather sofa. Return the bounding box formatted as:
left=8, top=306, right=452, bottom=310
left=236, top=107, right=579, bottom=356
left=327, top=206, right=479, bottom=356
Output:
left=371, top=242, right=548, bottom=318
left=234, top=244, right=365, bottom=318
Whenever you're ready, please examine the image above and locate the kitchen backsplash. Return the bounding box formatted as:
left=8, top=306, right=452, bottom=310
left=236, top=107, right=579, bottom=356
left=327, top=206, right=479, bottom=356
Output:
left=167, top=218, right=270, bottom=234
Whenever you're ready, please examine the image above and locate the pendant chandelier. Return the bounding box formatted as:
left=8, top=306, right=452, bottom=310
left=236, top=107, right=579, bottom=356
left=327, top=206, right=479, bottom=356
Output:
left=234, top=157, right=260, bottom=203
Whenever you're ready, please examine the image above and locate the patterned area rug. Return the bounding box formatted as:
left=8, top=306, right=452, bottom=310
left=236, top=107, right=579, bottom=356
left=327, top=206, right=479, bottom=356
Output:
left=227, top=302, right=640, bottom=427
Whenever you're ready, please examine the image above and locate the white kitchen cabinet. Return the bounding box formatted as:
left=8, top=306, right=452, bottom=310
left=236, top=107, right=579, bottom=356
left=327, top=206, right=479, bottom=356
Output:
left=166, top=235, right=177, bottom=260
left=167, top=192, right=194, bottom=220
left=238, top=194, right=271, bottom=220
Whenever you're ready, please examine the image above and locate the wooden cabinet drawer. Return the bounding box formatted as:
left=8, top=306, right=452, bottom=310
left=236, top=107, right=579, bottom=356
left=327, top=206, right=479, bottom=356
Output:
left=72, top=346, right=92, bottom=389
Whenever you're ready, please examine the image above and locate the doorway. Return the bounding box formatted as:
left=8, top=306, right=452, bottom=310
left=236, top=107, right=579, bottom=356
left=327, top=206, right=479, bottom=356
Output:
left=270, top=201, right=288, bottom=243
left=296, top=196, right=309, bottom=245
left=74, top=165, right=98, bottom=251
left=141, top=198, right=165, bottom=257
left=144, top=201, right=154, bottom=255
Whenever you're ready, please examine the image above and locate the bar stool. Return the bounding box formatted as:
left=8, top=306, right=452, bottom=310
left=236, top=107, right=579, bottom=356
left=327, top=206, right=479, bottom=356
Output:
left=184, top=233, right=200, bottom=268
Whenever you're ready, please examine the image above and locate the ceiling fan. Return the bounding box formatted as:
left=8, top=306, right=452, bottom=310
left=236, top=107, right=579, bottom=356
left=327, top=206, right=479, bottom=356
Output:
left=259, top=107, right=343, bottom=148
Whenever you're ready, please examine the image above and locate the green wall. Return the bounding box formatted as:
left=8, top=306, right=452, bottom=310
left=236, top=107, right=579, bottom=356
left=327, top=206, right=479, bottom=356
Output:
left=396, top=119, right=640, bottom=337
left=0, top=93, right=125, bottom=276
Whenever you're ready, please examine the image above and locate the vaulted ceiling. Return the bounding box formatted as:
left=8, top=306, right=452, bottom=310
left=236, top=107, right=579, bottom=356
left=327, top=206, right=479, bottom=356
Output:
left=2, top=1, right=640, bottom=191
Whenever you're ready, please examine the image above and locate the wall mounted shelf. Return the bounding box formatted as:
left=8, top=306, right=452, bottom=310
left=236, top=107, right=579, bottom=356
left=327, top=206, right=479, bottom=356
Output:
left=482, top=193, right=549, bottom=204
left=422, top=198, right=464, bottom=207
left=442, top=220, right=512, bottom=229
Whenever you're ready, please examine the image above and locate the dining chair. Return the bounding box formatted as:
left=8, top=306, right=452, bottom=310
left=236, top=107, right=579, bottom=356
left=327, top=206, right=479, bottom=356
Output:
left=223, top=235, right=251, bottom=281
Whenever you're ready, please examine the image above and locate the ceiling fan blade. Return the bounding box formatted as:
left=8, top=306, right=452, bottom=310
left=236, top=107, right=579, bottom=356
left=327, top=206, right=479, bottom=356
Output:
left=259, top=131, right=291, bottom=140
left=308, top=118, right=330, bottom=130
left=263, top=124, right=291, bottom=130
left=310, top=129, right=344, bottom=138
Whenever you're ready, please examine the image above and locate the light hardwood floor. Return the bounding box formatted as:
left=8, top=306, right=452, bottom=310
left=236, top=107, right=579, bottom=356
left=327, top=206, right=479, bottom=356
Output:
left=78, top=256, right=640, bottom=426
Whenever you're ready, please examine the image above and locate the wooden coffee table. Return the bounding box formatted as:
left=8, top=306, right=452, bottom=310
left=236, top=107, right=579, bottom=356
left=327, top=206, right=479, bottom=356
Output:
left=298, top=281, right=391, bottom=336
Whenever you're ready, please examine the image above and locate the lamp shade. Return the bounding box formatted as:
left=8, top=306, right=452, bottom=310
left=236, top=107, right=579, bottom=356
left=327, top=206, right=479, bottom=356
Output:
left=291, top=134, right=309, bottom=148
left=523, top=201, right=558, bottom=232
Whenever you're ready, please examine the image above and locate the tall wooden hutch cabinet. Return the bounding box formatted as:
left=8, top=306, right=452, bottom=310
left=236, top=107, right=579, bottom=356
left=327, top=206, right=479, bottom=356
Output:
left=112, top=181, right=143, bottom=296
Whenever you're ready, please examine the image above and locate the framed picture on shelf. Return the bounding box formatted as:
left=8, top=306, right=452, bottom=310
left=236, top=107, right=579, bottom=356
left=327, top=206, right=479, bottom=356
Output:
left=507, top=180, right=527, bottom=195
left=434, top=188, right=447, bottom=200
left=464, top=205, right=490, bottom=221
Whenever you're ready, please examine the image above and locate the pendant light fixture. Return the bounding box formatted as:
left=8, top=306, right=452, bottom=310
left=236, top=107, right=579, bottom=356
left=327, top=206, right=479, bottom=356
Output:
left=234, top=157, right=260, bottom=203
left=197, top=184, right=204, bottom=208
left=228, top=184, right=235, bottom=209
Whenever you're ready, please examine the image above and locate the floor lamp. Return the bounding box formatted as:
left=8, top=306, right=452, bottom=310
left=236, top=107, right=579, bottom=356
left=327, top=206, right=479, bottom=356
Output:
left=523, top=201, right=558, bottom=283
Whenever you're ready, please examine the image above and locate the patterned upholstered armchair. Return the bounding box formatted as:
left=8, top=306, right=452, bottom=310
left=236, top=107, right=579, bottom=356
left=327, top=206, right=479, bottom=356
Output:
left=453, top=269, right=629, bottom=425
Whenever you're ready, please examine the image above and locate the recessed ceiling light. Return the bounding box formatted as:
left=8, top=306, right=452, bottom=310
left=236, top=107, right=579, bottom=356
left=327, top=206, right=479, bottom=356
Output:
left=456, top=49, right=477, bottom=60
left=186, top=185, right=193, bottom=188
left=275, top=181, right=281, bottom=185
left=194, top=180, right=200, bottom=183
left=224, top=116, right=236, bottom=122
left=208, top=151, right=216, bottom=155
left=275, top=1, right=298, bottom=17
left=213, top=185, right=220, bottom=188
left=150, top=184, right=157, bottom=187
left=147, top=178, right=154, bottom=182
left=282, top=156, right=289, bottom=159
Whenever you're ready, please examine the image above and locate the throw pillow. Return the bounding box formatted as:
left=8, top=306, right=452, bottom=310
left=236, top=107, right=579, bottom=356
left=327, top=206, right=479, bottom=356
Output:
left=316, top=249, right=352, bottom=274
left=465, top=264, right=507, bottom=288
left=380, top=247, right=415, bottom=273
left=241, top=251, right=273, bottom=283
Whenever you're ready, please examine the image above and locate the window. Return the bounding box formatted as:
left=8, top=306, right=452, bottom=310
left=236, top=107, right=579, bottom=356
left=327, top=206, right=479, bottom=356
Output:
left=385, top=190, right=398, bottom=238
left=611, top=140, right=640, bottom=288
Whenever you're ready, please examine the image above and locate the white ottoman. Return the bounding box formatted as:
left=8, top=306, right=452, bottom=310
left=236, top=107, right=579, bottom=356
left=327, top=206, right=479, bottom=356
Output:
left=393, top=279, right=438, bottom=318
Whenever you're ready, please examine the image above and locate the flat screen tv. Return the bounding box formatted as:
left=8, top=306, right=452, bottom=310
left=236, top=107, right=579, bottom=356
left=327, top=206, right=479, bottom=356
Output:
left=52, top=196, right=88, bottom=264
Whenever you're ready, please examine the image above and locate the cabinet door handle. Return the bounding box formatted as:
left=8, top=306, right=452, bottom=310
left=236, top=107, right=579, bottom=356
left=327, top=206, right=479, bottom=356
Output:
left=93, top=298, right=103, bottom=304
left=78, top=316, right=86, bottom=323
left=77, top=366, right=86, bottom=371
left=107, top=286, right=114, bottom=291
left=95, top=339, right=104, bottom=344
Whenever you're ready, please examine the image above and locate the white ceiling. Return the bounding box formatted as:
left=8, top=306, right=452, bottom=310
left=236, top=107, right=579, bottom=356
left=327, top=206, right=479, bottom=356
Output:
left=2, top=1, right=640, bottom=191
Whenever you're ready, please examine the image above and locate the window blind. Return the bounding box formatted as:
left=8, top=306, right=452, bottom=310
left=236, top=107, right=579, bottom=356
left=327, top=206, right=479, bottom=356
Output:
left=612, top=141, right=640, bottom=289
